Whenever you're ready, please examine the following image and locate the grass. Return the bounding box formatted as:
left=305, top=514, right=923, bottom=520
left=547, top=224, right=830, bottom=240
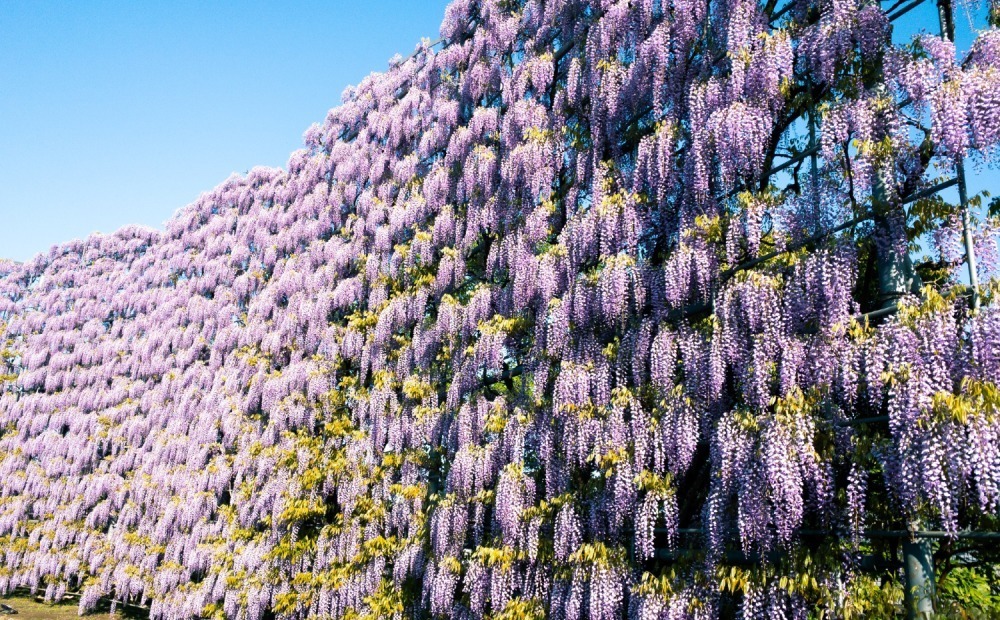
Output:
left=0, top=595, right=91, bottom=619
left=0, top=595, right=147, bottom=620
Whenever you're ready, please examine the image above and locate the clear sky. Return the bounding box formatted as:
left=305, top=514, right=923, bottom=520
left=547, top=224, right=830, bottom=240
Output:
left=0, top=0, right=996, bottom=263
left=0, top=0, right=450, bottom=262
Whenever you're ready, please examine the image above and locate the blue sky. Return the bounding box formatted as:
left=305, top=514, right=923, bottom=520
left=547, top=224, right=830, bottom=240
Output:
left=0, top=0, right=996, bottom=262
left=0, top=0, right=449, bottom=262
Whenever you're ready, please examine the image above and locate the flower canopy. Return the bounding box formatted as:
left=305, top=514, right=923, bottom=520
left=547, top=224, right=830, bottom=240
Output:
left=2, top=0, right=1000, bottom=618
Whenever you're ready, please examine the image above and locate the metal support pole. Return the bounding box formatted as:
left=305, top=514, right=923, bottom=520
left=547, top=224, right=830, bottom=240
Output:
left=866, top=16, right=922, bottom=307
left=903, top=535, right=936, bottom=619
left=874, top=169, right=922, bottom=308
left=808, top=95, right=820, bottom=215
left=938, top=0, right=981, bottom=310
left=957, top=164, right=981, bottom=310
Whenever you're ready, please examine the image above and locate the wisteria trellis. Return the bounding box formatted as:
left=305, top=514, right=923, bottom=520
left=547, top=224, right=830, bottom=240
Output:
left=2, top=0, right=1000, bottom=618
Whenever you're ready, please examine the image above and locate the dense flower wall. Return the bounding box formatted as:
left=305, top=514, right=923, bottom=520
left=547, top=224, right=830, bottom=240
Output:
left=2, top=0, right=1000, bottom=618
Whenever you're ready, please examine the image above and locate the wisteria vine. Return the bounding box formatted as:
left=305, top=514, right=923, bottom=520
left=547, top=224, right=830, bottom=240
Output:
left=2, top=0, right=1000, bottom=618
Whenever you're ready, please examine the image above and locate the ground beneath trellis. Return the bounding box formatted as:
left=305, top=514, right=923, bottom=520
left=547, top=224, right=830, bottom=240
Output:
left=0, top=596, right=145, bottom=620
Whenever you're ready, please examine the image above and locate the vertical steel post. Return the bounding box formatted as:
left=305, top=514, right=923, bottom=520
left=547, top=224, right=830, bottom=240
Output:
left=903, top=534, right=936, bottom=619
left=874, top=161, right=922, bottom=308
left=956, top=160, right=981, bottom=310
left=869, top=52, right=921, bottom=306
left=808, top=81, right=820, bottom=214
left=809, top=106, right=822, bottom=238
left=938, top=0, right=981, bottom=310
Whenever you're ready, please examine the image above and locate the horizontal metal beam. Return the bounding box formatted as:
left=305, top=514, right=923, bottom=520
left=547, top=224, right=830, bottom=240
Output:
left=767, top=144, right=821, bottom=177
left=836, top=415, right=890, bottom=426
left=902, top=177, right=958, bottom=205
left=656, top=527, right=1000, bottom=540
left=888, top=0, right=927, bottom=20
left=723, top=214, right=870, bottom=280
